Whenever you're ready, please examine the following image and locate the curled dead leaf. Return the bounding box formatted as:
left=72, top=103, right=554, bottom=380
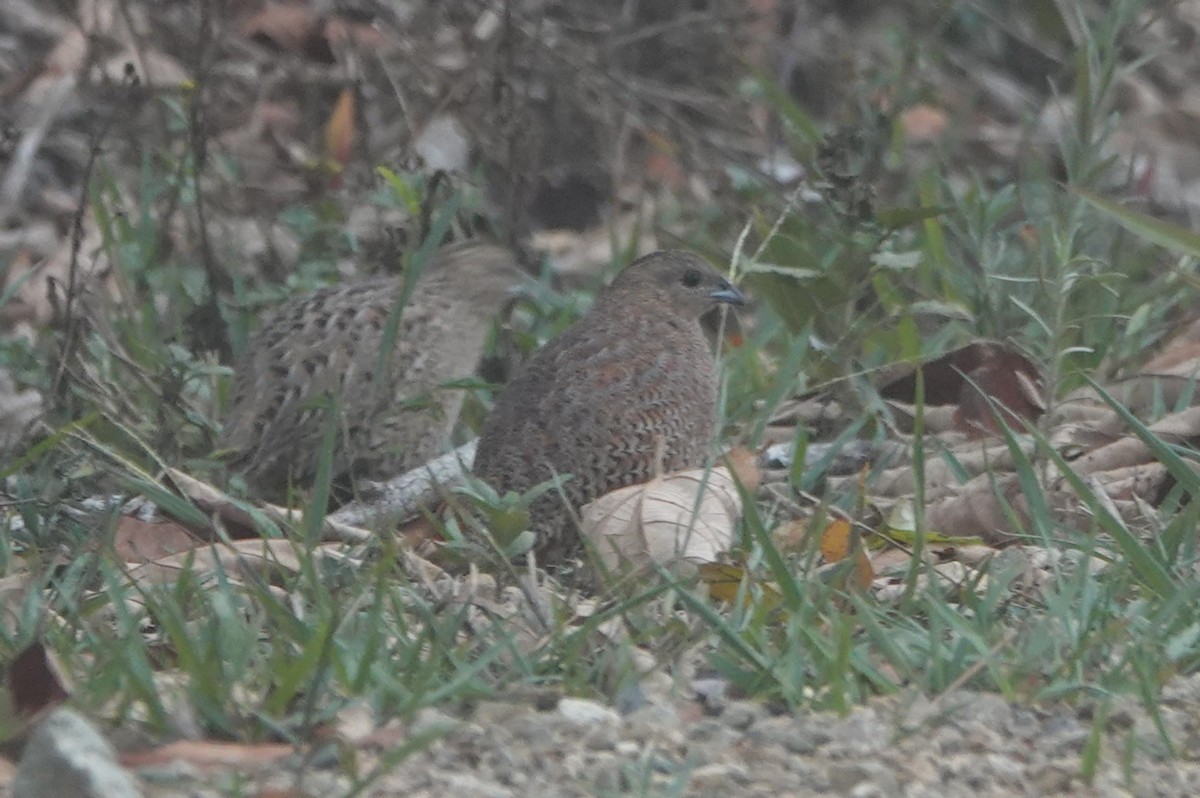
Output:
left=581, top=466, right=741, bottom=573
left=878, top=341, right=1045, bottom=439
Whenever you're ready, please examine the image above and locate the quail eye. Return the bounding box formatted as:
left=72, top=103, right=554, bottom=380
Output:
left=682, top=268, right=702, bottom=287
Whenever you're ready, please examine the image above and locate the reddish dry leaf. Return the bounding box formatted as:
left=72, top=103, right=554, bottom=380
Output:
left=7, top=641, right=70, bottom=717
left=112, top=517, right=199, bottom=564
left=878, top=342, right=1045, bottom=439
left=323, top=17, right=388, bottom=52
left=901, top=104, right=948, bottom=141
left=640, top=128, right=687, bottom=189
left=241, top=3, right=332, bottom=62
left=954, top=353, right=1046, bottom=438
left=120, top=739, right=294, bottom=770
left=242, top=5, right=386, bottom=63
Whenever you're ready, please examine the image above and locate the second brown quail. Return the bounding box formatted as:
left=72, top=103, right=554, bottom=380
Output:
left=220, top=241, right=524, bottom=499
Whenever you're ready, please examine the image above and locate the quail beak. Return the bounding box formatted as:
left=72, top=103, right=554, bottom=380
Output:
left=709, top=279, right=745, bottom=306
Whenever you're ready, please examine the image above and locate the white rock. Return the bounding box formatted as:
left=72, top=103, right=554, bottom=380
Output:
left=14, top=707, right=142, bottom=798
left=557, top=698, right=619, bottom=727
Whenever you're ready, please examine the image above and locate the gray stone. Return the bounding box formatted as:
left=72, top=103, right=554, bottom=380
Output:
left=721, top=699, right=768, bottom=730
left=558, top=697, right=620, bottom=728
left=14, top=707, right=142, bottom=798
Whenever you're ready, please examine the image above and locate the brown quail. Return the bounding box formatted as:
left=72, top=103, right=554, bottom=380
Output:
left=220, top=241, right=524, bottom=499
left=473, top=249, right=744, bottom=562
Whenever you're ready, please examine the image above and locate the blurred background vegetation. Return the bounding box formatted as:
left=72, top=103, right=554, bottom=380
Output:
left=3, top=0, right=1200, bottom=763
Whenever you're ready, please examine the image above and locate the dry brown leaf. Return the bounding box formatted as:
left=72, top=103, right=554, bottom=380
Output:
left=322, top=16, right=388, bottom=52
left=1100, top=374, right=1200, bottom=417
left=0, top=369, right=40, bottom=455
left=951, top=544, right=1000, bottom=567
left=830, top=438, right=1031, bottom=501
left=1072, top=405, right=1200, bottom=475
left=878, top=341, right=1045, bottom=439
left=9, top=217, right=110, bottom=326
left=922, top=475, right=1026, bottom=546
left=241, top=3, right=330, bottom=62
left=1142, top=317, right=1200, bottom=371
left=112, top=517, right=199, bottom=564
left=1074, top=462, right=1170, bottom=502
left=581, top=466, right=741, bottom=573
left=241, top=4, right=387, bottom=63
left=125, top=539, right=306, bottom=588
left=1139, top=348, right=1200, bottom=376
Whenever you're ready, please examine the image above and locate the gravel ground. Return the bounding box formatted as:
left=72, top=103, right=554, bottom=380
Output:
left=107, top=674, right=1200, bottom=797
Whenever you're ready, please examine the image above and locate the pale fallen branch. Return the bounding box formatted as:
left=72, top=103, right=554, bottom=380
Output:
left=330, top=439, right=477, bottom=528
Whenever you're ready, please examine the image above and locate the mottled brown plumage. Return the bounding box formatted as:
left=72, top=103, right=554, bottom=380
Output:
left=473, top=250, right=743, bottom=561
left=220, top=242, right=523, bottom=498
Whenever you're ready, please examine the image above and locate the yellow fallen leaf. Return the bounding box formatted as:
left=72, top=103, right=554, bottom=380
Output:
left=325, top=87, right=356, bottom=172
left=819, top=519, right=874, bottom=591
